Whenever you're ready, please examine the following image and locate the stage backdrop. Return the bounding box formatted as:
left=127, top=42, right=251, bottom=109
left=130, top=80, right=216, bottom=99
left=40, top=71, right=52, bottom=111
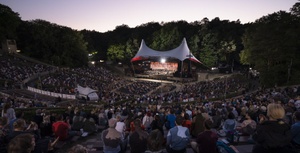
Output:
left=150, top=62, right=178, bottom=71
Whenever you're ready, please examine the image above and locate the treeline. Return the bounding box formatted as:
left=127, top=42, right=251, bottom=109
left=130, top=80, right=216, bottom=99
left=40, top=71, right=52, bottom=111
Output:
left=0, top=2, right=300, bottom=87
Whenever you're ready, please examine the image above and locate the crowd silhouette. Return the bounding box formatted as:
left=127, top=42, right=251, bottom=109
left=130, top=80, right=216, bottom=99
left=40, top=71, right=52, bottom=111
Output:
left=0, top=53, right=300, bottom=153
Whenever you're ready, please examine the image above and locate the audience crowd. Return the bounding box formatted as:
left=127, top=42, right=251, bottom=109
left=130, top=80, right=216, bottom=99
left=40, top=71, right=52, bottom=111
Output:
left=0, top=53, right=300, bottom=153
left=0, top=54, right=55, bottom=87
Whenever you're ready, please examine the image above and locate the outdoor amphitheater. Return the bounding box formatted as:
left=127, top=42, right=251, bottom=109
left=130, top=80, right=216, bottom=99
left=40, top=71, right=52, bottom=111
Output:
left=0, top=51, right=299, bottom=153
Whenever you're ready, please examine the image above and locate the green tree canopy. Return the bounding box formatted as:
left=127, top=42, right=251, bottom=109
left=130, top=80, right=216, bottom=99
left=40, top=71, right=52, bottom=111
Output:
left=242, top=11, right=300, bottom=87
left=0, top=4, right=21, bottom=42
left=17, top=20, right=88, bottom=67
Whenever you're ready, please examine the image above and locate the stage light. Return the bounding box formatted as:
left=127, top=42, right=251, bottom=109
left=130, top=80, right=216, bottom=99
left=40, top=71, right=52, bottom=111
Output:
left=160, top=58, right=166, bottom=63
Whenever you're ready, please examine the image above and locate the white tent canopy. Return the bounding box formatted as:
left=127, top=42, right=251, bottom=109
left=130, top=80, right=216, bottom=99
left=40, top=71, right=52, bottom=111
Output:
left=76, top=85, right=99, bottom=101
left=131, top=38, right=201, bottom=63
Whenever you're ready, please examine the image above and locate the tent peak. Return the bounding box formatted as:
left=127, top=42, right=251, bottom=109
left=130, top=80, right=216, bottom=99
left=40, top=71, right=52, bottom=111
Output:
left=131, top=38, right=202, bottom=63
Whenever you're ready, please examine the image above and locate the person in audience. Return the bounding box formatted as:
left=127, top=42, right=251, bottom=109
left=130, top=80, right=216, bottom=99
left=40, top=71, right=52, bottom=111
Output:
left=52, top=114, right=78, bottom=141
left=164, top=109, right=176, bottom=130
left=142, top=111, right=153, bottom=133
left=68, top=144, right=88, bottom=153
left=7, top=119, right=31, bottom=141
left=145, top=129, right=165, bottom=153
left=115, top=115, right=126, bottom=135
left=252, top=103, right=294, bottom=153
left=8, top=111, right=24, bottom=134
left=2, top=103, right=16, bottom=123
left=191, top=109, right=205, bottom=138
left=191, top=119, right=219, bottom=153
left=98, top=111, right=108, bottom=130
left=0, top=117, right=9, bottom=153
left=82, top=113, right=97, bottom=134
left=150, top=114, right=164, bottom=135
left=166, top=115, right=190, bottom=153
left=32, top=109, right=43, bottom=129
left=182, top=113, right=192, bottom=133
left=7, top=133, right=35, bottom=153
left=211, top=110, right=222, bottom=130
left=115, top=115, right=128, bottom=153
left=102, top=118, right=123, bottom=153
left=40, top=111, right=53, bottom=138
left=7, top=118, right=52, bottom=153
left=130, top=116, right=145, bottom=132
left=236, top=112, right=257, bottom=135
left=129, top=118, right=148, bottom=153
left=291, top=111, right=300, bottom=148
left=72, top=111, right=84, bottom=131
left=222, top=112, right=237, bottom=133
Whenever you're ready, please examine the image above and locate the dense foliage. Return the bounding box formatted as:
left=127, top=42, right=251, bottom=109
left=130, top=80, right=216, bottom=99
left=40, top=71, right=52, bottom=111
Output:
left=0, top=4, right=21, bottom=41
left=241, top=3, right=300, bottom=87
left=0, top=2, right=299, bottom=87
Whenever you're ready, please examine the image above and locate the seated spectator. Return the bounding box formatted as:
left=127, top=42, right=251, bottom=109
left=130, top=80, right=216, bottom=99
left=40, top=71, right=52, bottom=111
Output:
left=32, top=109, right=43, bottom=129
left=26, top=120, right=41, bottom=139
left=72, top=112, right=84, bottom=131
left=68, top=144, right=88, bottom=153
left=166, top=115, right=190, bottom=153
left=191, top=119, right=218, bottom=153
left=223, top=112, right=237, bottom=133
left=145, top=129, right=165, bottom=153
left=82, top=113, right=97, bottom=134
left=211, top=111, right=222, bottom=130
left=150, top=114, right=164, bottom=136
left=222, top=112, right=238, bottom=143
left=182, top=113, right=192, bottom=132
left=115, top=115, right=126, bottom=136
left=52, top=114, right=79, bottom=141
left=252, top=103, right=294, bottom=153
left=236, top=112, right=257, bottom=135
left=291, top=111, right=300, bottom=148
left=115, top=115, right=128, bottom=153
left=98, top=112, right=108, bottom=130
left=40, top=111, right=53, bottom=138
left=191, top=109, right=205, bottom=138
left=7, top=119, right=32, bottom=142
left=0, top=117, right=9, bottom=153
left=142, top=112, right=153, bottom=133
left=129, top=118, right=148, bottom=153
left=165, top=109, right=176, bottom=130
left=7, top=133, right=35, bottom=153
left=8, top=111, right=24, bottom=134
left=8, top=119, right=51, bottom=153
left=102, top=118, right=123, bottom=153
left=130, top=117, right=145, bottom=132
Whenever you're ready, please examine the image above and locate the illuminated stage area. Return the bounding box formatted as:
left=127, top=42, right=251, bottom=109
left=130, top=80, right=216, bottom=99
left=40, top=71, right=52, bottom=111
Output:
left=130, top=38, right=202, bottom=82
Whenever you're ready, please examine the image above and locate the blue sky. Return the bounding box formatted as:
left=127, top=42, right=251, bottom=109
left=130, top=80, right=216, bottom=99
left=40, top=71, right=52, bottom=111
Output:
left=0, top=0, right=297, bottom=32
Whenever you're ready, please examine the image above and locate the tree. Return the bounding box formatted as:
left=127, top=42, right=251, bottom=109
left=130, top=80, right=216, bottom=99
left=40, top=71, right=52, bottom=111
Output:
left=242, top=11, right=300, bottom=87
left=107, top=44, right=125, bottom=61
left=0, top=4, right=21, bottom=42
left=17, top=20, right=88, bottom=67
left=150, top=24, right=182, bottom=50
left=290, top=1, right=300, bottom=16
left=199, top=33, right=219, bottom=67
left=124, top=38, right=139, bottom=63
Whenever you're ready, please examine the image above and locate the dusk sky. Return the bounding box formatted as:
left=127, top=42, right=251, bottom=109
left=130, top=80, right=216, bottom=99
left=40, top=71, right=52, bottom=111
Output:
left=1, top=0, right=297, bottom=32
